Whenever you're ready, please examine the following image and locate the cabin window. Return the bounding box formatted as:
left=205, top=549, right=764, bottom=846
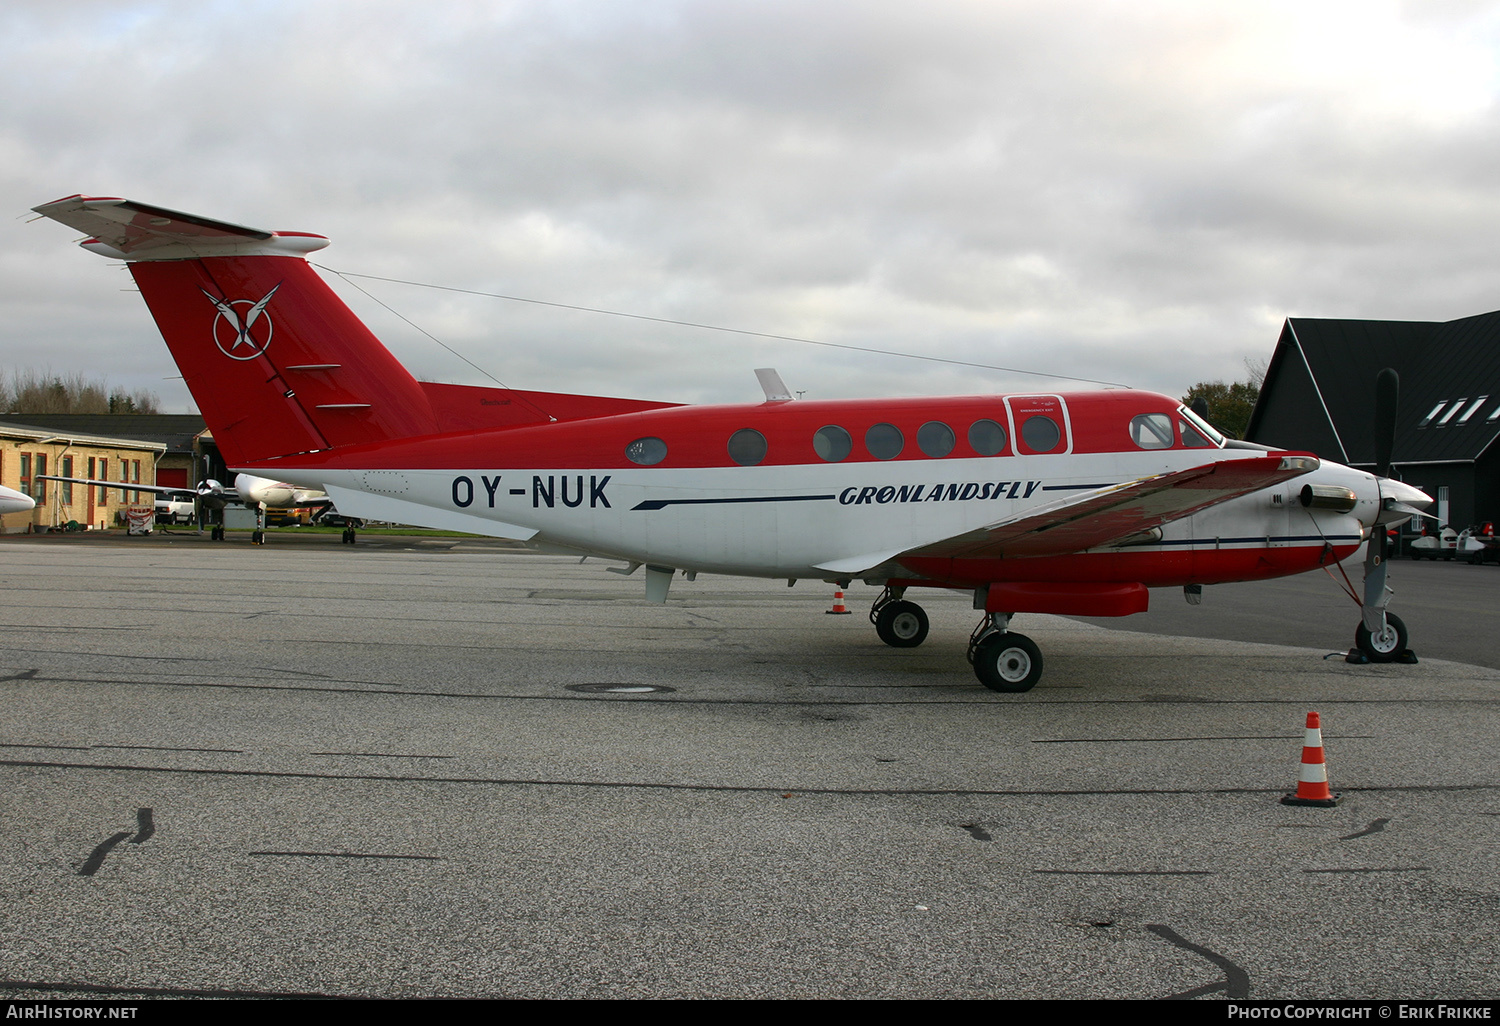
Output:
left=813, top=425, right=852, bottom=462
left=625, top=437, right=668, bottom=466
left=727, top=428, right=768, bottom=466
left=968, top=419, right=1008, bottom=456
left=1021, top=415, right=1061, bottom=453
left=917, top=421, right=956, bottom=458
left=1129, top=413, right=1174, bottom=449
left=865, top=423, right=904, bottom=460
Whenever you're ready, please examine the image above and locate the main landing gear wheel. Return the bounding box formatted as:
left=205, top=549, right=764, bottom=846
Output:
left=875, top=600, right=929, bottom=648
left=1355, top=612, right=1407, bottom=662
left=973, top=632, right=1043, bottom=692
left=342, top=528, right=357, bottom=544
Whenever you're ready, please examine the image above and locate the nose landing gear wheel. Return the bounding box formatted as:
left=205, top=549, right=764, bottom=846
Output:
left=973, top=632, right=1043, bottom=692
left=1355, top=612, right=1407, bottom=662
left=875, top=601, right=929, bottom=648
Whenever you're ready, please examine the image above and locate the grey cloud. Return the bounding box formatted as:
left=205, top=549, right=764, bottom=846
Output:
left=5, top=1, right=1500, bottom=412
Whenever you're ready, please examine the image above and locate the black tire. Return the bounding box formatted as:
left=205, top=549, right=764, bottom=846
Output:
left=875, top=600, right=929, bottom=648
left=973, top=632, right=1043, bottom=692
left=1355, top=612, right=1408, bottom=662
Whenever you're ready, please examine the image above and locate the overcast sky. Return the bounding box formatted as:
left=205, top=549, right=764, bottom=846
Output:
left=4, top=1, right=1499, bottom=412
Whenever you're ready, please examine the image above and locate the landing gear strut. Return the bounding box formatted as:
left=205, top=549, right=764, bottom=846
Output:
left=871, top=587, right=929, bottom=647
left=967, top=612, right=1043, bottom=692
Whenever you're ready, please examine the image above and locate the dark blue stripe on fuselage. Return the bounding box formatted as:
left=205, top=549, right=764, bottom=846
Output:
left=633, top=494, right=837, bottom=511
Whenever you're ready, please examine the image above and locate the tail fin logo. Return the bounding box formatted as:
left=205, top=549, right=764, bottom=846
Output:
left=202, top=284, right=281, bottom=360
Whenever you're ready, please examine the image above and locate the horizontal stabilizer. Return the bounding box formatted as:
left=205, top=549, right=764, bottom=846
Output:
left=32, top=195, right=326, bottom=260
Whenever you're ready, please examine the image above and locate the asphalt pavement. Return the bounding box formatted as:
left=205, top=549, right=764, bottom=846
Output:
left=1, top=533, right=1496, bottom=999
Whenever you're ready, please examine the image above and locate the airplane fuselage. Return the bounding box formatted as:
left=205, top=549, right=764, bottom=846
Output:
left=241, top=390, right=1371, bottom=588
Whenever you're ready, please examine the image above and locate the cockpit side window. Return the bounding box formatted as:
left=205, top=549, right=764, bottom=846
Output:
left=1176, top=405, right=1225, bottom=447
left=1130, top=413, right=1174, bottom=449
left=1179, top=418, right=1214, bottom=448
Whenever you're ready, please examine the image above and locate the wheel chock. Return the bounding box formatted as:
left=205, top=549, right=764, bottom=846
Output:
left=1281, top=711, right=1341, bottom=807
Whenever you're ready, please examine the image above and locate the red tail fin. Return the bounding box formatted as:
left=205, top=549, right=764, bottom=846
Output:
left=131, top=255, right=438, bottom=465
left=34, top=196, right=439, bottom=466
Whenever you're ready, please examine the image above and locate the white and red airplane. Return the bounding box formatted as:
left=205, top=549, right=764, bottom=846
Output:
left=33, top=194, right=1431, bottom=691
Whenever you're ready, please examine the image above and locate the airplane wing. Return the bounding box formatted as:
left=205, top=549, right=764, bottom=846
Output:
left=35, top=475, right=212, bottom=498
left=903, top=453, right=1319, bottom=563
left=37, top=475, right=243, bottom=508
left=814, top=454, right=1321, bottom=576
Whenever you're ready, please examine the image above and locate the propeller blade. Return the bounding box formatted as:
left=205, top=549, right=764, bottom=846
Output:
left=1374, top=367, right=1398, bottom=478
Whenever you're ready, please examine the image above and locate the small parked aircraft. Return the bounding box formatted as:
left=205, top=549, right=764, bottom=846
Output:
left=37, top=471, right=354, bottom=542
left=33, top=194, right=1431, bottom=690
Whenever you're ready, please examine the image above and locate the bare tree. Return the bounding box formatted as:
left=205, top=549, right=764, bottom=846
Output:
left=2, top=369, right=160, bottom=415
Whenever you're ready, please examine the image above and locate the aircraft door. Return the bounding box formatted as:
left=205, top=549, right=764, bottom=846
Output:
left=1003, top=395, right=1072, bottom=456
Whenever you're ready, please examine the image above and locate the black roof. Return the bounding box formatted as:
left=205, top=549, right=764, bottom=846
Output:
left=0, top=413, right=206, bottom=454
left=1246, top=311, right=1500, bottom=467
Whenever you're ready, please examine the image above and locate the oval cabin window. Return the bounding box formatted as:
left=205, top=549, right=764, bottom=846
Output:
left=813, top=425, right=853, bottom=462
left=1021, top=415, right=1061, bottom=453
left=968, top=419, right=1008, bottom=456
left=865, top=423, right=904, bottom=460
left=727, top=428, right=768, bottom=466
left=917, top=421, right=956, bottom=458
left=625, top=437, right=668, bottom=465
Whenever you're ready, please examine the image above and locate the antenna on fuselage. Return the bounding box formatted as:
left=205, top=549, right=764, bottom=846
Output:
left=755, top=368, right=794, bottom=402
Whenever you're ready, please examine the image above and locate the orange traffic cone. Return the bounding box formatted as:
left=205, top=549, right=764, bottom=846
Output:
left=826, top=589, right=852, bottom=615
left=1281, top=711, right=1341, bottom=807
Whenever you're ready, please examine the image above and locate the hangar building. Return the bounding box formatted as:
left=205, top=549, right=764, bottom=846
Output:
left=1245, top=312, right=1500, bottom=531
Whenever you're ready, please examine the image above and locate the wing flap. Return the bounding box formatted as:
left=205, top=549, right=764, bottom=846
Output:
left=904, top=454, right=1319, bottom=562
